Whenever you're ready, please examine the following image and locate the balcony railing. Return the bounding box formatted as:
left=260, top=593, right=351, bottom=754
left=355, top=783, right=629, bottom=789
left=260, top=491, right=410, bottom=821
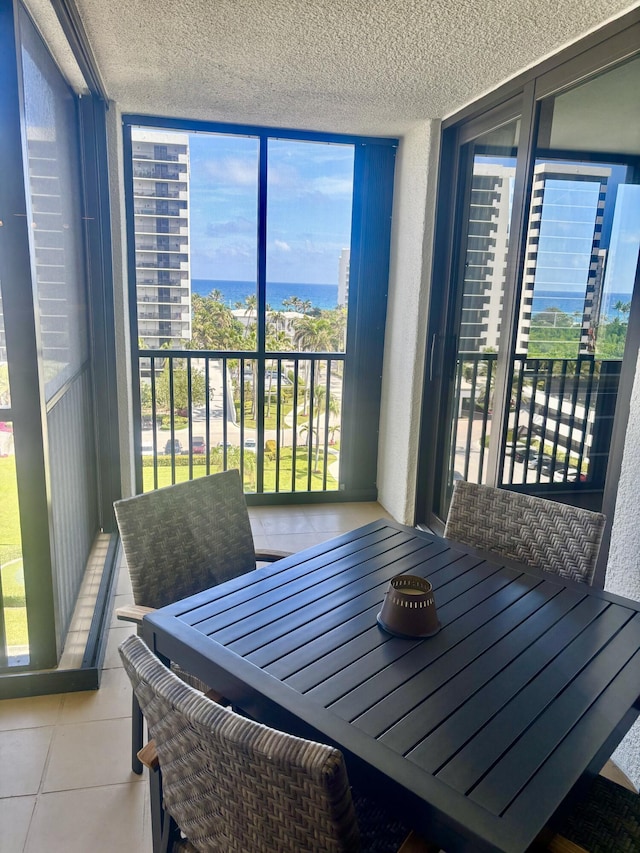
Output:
left=451, top=353, right=621, bottom=491
left=137, top=350, right=345, bottom=496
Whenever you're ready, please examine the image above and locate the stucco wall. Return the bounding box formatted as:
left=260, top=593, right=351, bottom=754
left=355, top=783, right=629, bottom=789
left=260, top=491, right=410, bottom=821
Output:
left=376, top=120, right=440, bottom=524
left=606, top=347, right=640, bottom=786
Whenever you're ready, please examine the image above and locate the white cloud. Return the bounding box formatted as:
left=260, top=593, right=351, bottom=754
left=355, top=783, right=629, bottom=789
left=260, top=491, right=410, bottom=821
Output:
left=274, top=240, right=291, bottom=252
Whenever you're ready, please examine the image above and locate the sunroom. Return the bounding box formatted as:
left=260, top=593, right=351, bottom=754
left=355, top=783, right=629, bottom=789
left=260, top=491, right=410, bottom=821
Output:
left=1, top=0, right=640, bottom=840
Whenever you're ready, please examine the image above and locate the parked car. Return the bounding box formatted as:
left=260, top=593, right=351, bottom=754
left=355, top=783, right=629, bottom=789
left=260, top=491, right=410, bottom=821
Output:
left=191, top=436, right=206, bottom=454
left=553, top=467, right=587, bottom=482
left=526, top=451, right=541, bottom=469
left=164, top=438, right=182, bottom=455
left=539, top=456, right=556, bottom=475
left=265, top=371, right=292, bottom=386
left=513, top=444, right=530, bottom=463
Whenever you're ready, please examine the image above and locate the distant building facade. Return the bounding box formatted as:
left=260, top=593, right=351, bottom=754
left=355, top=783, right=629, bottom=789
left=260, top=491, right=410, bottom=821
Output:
left=338, top=248, right=350, bottom=307
left=458, top=162, right=514, bottom=353
left=131, top=129, right=191, bottom=348
left=517, top=162, right=609, bottom=354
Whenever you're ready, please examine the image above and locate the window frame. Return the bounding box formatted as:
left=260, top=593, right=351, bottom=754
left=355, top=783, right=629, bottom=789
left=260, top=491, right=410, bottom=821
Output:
left=122, top=115, right=398, bottom=502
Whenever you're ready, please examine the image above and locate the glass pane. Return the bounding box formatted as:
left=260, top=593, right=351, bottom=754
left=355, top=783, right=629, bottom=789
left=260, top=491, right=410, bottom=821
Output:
left=21, top=19, right=88, bottom=401
left=266, top=139, right=354, bottom=352
left=0, top=421, right=27, bottom=665
left=446, top=119, right=519, bottom=494
left=134, top=130, right=260, bottom=479
left=264, top=139, right=354, bottom=494
left=503, top=56, right=640, bottom=488
left=132, top=127, right=260, bottom=352
left=548, top=56, right=640, bottom=156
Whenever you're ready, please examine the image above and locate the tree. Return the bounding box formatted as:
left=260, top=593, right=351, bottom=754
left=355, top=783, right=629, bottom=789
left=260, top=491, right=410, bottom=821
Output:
left=189, top=292, right=244, bottom=351
left=155, top=359, right=206, bottom=413
left=299, top=384, right=340, bottom=472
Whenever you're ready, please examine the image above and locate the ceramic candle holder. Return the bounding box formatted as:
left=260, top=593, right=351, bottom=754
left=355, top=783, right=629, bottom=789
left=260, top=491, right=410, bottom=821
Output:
left=377, top=574, right=441, bottom=638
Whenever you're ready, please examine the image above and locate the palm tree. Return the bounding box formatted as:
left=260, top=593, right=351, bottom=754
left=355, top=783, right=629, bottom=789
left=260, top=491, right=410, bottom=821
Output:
left=292, top=315, right=336, bottom=414
left=311, top=384, right=340, bottom=473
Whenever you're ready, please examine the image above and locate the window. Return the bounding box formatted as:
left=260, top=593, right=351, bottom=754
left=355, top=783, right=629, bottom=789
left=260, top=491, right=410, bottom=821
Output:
left=124, top=119, right=396, bottom=500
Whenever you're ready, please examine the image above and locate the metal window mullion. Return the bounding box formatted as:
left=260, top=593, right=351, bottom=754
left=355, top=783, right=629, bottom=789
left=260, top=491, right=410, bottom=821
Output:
left=255, top=135, right=268, bottom=493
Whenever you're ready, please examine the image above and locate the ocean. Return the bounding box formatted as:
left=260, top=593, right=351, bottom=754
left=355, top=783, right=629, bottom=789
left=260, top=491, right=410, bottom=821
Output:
left=192, top=279, right=339, bottom=311
left=531, top=290, right=630, bottom=319
left=192, top=281, right=630, bottom=319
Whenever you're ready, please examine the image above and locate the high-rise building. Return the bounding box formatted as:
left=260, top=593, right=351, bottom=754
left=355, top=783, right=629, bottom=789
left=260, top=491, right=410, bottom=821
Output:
left=131, top=129, right=191, bottom=348
left=517, top=162, right=610, bottom=354
left=338, top=247, right=350, bottom=307
left=458, top=162, right=515, bottom=353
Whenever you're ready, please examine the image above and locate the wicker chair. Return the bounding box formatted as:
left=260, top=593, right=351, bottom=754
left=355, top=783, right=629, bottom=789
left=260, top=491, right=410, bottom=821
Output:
left=119, top=634, right=436, bottom=853
left=114, top=469, right=289, bottom=773
left=444, top=480, right=605, bottom=585
left=547, top=774, right=640, bottom=852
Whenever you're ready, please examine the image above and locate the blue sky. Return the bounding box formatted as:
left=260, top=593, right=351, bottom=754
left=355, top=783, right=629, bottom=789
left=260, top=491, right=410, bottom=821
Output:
left=188, top=133, right=355, bottom=285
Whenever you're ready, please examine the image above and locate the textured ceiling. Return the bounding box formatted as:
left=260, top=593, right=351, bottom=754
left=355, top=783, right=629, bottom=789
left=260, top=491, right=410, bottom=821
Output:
left=32, top=0, right=640, bottom=135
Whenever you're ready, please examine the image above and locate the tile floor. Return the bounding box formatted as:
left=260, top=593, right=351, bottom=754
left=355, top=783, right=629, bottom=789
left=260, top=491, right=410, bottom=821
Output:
left=0, top=501, right=392, bottom=853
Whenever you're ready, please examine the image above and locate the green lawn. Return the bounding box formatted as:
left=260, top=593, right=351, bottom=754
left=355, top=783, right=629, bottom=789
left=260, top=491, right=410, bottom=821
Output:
left=142, top=447, right=338, bottom=493
left=0, top=456, right=26, bottom=649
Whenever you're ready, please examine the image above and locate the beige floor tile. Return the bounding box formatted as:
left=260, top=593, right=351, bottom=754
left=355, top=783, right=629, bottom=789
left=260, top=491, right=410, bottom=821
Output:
left=0, top=794, right=36, bottom=852
left=256, top=513, right=317, bottom=534
left=25, top=782, right=150, bottom=853
left=0, top=693, right=63, bottom=731
left=42, top=717, right=143, bottom=792
left=248, top=514, right=266, bottom=535
left=58, top=666, right=132, bottom=724
left=0, top=727, right=53, bottom=797
left=103, top=624, right=138, bottom=669
left=305, top=512, right=361, bottom=532
left=116, top=564, right=133, bottom=596
left=261, top=531, right=335, bottom=552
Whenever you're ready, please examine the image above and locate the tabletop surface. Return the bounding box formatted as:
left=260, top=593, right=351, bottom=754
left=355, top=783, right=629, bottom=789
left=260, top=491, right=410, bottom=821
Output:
left=144, top=518, right=640, bottom=853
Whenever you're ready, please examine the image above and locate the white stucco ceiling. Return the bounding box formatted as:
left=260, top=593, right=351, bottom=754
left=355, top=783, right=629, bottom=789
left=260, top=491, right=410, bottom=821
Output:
left=27, top=0, right=640, bottom=136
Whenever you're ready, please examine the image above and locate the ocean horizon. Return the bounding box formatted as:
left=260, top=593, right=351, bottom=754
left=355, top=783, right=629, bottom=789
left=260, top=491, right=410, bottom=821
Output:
left=192, top=279, right=340, bottom=311
left=531, top=290, right=630, bottom=319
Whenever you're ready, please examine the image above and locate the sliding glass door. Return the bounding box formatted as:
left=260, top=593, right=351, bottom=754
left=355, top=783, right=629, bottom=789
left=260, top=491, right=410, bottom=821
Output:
left=420, top=32, right=640, bottom=537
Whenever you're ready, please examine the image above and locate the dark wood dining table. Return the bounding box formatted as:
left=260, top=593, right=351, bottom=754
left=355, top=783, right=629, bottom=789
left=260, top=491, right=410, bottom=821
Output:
left=143, top=518, right=640, bottom=852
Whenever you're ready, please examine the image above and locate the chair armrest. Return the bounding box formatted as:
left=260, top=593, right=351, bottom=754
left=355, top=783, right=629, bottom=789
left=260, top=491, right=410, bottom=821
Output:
left=116, top=604, right=157, bottom=625
left=255, top=550, right=292, bottom=562
left=547, top=835, right=588, bottom=853
left=397, top=831, right=440, bottom=853
left=137, top=739, right=159, bottom=772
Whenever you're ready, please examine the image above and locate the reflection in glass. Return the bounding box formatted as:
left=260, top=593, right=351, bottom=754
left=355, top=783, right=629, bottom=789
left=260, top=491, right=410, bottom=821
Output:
left=21, top=24, right=88, bottom=401
left=504, top=56, right=640, bottom=488
left=446, top=119, right=519, bottom=493
left=519, top=163, right=610, bottom=359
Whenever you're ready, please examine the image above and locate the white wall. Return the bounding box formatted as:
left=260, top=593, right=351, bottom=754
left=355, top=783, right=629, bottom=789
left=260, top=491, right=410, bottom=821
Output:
left=376, top=120, right=441, bottom=524
left=606, top=347, right=640, bottom=787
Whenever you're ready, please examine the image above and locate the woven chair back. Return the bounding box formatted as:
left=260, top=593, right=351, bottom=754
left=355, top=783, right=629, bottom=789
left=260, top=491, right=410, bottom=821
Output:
left=119, top=635, right=361, bottom=853
left=444, top=480, right=605, bottom=585
left=114, top=469, right=256, bottom=609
